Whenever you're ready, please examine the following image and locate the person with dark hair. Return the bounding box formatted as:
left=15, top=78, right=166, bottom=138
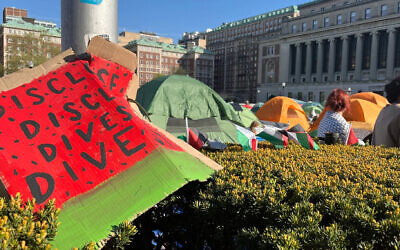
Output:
left=318, top=88, right=351, bottom=144
left=372, top=77, right=400, bottom=147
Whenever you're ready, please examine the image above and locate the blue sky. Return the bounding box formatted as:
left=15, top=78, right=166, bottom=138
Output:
left=0, top=0, right=310, bottom=42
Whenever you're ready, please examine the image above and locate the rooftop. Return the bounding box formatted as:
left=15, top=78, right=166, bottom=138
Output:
left=127, top=38, right=213, bottom=55
left=1, top=16, right=61, bottom=37
left=210, top=5, right=298, bottom=32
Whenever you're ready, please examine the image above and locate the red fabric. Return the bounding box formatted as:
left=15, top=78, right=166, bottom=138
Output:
left=251, top=138, right=257, bottom=151
left=188, top=128, right=204, bottom=150
left=347, top=128, right=358, bottom=145
left=0, top=55, right=182, bottom=208
left=283, top=134, right=289, bottom=147
left=242, top=104, right=252, bottom=109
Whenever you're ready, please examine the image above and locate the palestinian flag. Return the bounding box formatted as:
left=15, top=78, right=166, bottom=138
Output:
left=254, top=125, right=288, bottom=149
left=235, top=125, right=257, bottom=151
left=286, top=131, right=320, bottom=150
left=187, top=128, right=208, bottom=150
left=0, top=38, right=220, bottom=248
left=346, top=126, right=359, bottom=145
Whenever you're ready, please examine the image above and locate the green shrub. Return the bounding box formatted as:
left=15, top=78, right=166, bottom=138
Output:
left=0, top=194, right=59, bottom=249
left=129, top=143, right=400, bottom=249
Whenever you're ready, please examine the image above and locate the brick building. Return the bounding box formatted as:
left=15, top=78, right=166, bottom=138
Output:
left=125, top=38, right=214, bottom=87
left=0, top=7, right=61, bottom=74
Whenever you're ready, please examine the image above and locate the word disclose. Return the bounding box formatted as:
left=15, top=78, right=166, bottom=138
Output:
left=0, top=56, right=181, bottom=207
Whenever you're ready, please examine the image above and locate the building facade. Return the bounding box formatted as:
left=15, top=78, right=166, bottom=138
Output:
left=118, top=31, right=173, bottom=47
left=178, top=31, right=209, bottom=48
left=206, top=7, right=299, bottom=102
left=0, top=7, right=61, bottom=75
left=125, top=38, right=214, bottom=87
left=258, top=0, right=400, bottom=102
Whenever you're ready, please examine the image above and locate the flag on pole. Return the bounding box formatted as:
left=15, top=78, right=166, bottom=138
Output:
left=235, top=125, right=258, bottom=151
left=254, top=125, right=288, bottom=149
left=286, top=131, right=320, bottom=150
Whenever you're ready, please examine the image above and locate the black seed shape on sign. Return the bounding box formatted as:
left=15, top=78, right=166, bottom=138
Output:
left=53, top=72, right=56, bottom=75
left=52, top=133, right=56, bottom=136
left=124, top=73, right=128, bottom=77
left=69, top=154, right=73, bottom=157
left=61, top=115, right=64, bottom=119
left=141, top=130, right=144, bottom=135
left=108, top=150, right=113, bottom=152
left=70, top=88, right=74, bottom=91
left=84, top=85, right=88, bottom=90
left=107, top=63, right=110, bottom=67
left=110, top=170, right=114, bottom=174
left=30, top=113, right=33, bottom=116
left=87, top=181, right=93, bottom=185
left=31, top=161, right=38, bottom=165
left=63, top=96, right=68, bottom=99
left=121, top=163, right=127, bottom=166
left=49, top=105, right=52, bottom=108
left=79, top=106, right=82, bottom=109
left=145, top=151, right=148, bottom=154
left=29, top=144, right=34, bottom=146
left=120, top=88, right=124, bottom=94
left=66, top=191, right=70, bottom=197
left=13, top=169, right=18, bottom=176
left=72, top=63, right=76, bottom=66
left=45, top=93, right=49, bottom=96
left=14, top=140, right=19, bottom=143
left=82, top=168, right=86, bottom=172
left=38, top=80, right=42, bottom=83
left=117, top=66, right=119, bottom=70
left=60, top=176, right=64, bottom=178
left=46, top=127, right=50, bottom=130
left=77, top=122, right=81, bottom=126
left=12, top=155, right=18, bottom=159
left=1, top=96, right=5, bottom=98
left=0, top=147, right=3, bottom=150
left=8, top=118, right=15, bottom=122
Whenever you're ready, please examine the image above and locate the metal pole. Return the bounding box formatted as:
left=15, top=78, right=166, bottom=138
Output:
left=61, top=0, right=118, bottom=54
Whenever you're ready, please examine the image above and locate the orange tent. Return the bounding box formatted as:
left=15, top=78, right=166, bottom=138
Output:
left=350, top=92, right=388, bottom=108
left=310, top=92, right=387, bottom=132
left=255, top=96, right=310, bottom=130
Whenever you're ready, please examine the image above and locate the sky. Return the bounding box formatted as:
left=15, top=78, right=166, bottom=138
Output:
left=0, top=0, right=310, bottom=42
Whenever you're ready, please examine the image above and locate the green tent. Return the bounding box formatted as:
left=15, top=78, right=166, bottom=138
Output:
left=136, top=75, right=255, bottom=143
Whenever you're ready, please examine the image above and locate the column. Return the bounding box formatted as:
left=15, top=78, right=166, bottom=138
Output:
left=295, top=44, right=302, bottom=83
left=328, top=38, right=336, bottom=82
left=355, top=33, right=364, bottom=81
left=305, top=42, right=312, bottom=82
left=341, top=36, right=349, bottom=81
left=316, top=40, right=323, bottom=82
left=370, top=31, right=379, bottom=81
left=386, top=28, right=397, bottom=79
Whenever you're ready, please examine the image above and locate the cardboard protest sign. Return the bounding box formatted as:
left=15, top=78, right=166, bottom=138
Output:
left=0, top=37, right=221, bottom=248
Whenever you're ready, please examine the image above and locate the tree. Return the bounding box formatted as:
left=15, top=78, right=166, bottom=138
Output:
left=0, top=64, right=4, bottom=77
left=5, top=33, right=61, bottom=74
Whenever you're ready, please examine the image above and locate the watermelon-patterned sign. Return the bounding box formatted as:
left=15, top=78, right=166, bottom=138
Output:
left=0, top=55, right=216, bottom=248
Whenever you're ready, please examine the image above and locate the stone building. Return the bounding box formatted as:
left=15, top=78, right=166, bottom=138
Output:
left=206, top=6, right=299, bottom=102
left=118, top=31, right=173, bottom=47
left=125, top=38, right=214, bottom=87
left=257, top=0, right=400, bottom=102
left=0, top=7, right=61, bottom=74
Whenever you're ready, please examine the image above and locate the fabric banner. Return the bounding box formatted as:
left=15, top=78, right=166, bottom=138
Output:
left=235, top=125, right=257, bottom=151
left=0, top=55, right=216, bottom=248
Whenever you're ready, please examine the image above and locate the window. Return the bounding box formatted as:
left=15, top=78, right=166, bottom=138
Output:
left=381, top=5, right=387, bottom=16
left=292, top=24, right=297, bottom=33
left=313, top=20, right=318, bottom=30
left=398, top=2, right=400, bottom=13
left=298, top=92, right=303, bottom=100
left=8, top=29, right=12, bottom=34
left=302, top=22, right=307, bottom=32
left=365, top=8, right=371, bottom=19
left=337, top=14, right=342, bottom=24
left=324, top=17, right=329, bottom=27
left=321, top=7, right=325, bottom=12
left=350, top=11, right=356, bottom=23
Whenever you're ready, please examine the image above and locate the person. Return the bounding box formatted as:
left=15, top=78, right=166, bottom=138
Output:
left=318, top=89, right=351, bottom=144
left=372, top=77, right=400, bottom=147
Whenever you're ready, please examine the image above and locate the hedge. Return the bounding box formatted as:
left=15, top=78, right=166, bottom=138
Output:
left=130, top=143, right=400, bottom=249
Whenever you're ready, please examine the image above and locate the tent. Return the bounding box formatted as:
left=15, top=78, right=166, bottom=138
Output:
left=350, top=92, right=388, bottom=108
left=251, top=102, right=264, bottom=113
left=230, top=103, right=260, bottom=128
left=310, top=92, right=388, bottom=132
left=136, top=75, right=256, bottom=143
left=255, top=96, right=310, bottom=131
left=302, top=102, right=324, bottom=116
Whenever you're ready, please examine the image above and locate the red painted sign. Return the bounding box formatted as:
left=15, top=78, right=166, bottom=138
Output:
left=0, top=56, right=182, bottom=207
